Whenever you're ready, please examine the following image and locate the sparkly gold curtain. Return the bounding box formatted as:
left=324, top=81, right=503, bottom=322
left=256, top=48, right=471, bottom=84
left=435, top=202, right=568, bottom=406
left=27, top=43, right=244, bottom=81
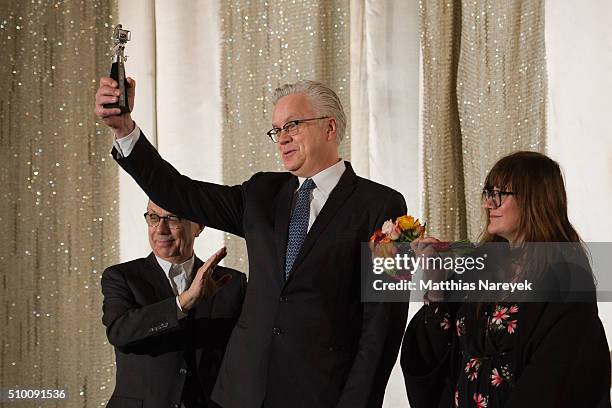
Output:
left=0, top=2, right=118, bottom=406
left=421, top=0, right=547, bottom=241
left=421, top=0, right=467, bottom=242
left=220, top=1, right=350, bottom=272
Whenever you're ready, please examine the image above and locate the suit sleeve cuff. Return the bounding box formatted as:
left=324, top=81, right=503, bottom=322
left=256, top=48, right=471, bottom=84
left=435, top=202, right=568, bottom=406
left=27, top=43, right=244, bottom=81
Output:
left=113, top=123, right=141, bottom=158
left=176, top=296, right=188, bottom=319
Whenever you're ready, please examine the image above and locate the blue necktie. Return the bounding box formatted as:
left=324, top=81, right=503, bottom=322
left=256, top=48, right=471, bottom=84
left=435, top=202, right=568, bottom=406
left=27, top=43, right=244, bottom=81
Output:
left=285, top=178, right=316, bottom=279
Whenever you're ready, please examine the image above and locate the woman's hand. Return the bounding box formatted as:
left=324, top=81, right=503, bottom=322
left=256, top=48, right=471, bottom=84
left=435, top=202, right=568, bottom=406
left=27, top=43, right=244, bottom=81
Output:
left=412, top=237, right=447, bottom=302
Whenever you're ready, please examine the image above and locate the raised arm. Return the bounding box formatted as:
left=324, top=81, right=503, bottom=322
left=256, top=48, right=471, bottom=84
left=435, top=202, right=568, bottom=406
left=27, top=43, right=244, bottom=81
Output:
left=95, top=76, right=247, bottom=235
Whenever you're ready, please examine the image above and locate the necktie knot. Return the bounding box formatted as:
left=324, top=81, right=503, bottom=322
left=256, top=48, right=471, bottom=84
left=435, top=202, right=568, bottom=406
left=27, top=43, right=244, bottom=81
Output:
left=169, top=264, right=182, bottom=278
left=169, top=264, right=188, bottom=294
left=299, top=178, right=316, bottom=194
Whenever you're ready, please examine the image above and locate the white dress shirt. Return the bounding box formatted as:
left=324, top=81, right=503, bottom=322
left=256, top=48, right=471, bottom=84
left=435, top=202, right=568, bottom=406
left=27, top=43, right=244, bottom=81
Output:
left=113, top=123, right=141, bottom=158
left=296, top=159, right=346, bottom=231
left=155, top=255, right=195, bottom=319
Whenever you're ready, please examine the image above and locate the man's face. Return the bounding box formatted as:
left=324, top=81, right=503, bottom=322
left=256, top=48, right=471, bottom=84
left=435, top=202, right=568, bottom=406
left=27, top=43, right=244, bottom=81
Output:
left=146, top=201, right=203, bottom=264
left=272, top=93, right=336, bottom=177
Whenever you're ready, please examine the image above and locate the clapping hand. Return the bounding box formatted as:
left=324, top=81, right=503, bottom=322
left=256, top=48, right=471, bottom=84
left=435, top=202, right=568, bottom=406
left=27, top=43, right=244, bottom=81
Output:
left=178, top=247, right=232, bottom=312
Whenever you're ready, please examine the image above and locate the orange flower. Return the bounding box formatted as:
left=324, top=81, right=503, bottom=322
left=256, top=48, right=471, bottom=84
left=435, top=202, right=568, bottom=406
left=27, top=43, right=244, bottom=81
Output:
left=396, top=215, right=415, bottom=231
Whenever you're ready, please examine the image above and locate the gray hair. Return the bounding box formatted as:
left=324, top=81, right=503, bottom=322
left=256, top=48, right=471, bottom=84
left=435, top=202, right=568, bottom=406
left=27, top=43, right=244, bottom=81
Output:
left=272, top=80, right=347, bottom=143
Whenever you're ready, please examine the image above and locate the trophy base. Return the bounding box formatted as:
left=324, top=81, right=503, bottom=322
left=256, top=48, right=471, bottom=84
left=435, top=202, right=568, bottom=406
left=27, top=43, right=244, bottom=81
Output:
left=103, top=61, right=131, bottom=113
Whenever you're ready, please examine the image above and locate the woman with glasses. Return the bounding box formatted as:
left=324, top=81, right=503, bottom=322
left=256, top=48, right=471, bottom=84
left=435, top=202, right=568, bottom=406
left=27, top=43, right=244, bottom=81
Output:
left=401, top=151, right=610, bottom=407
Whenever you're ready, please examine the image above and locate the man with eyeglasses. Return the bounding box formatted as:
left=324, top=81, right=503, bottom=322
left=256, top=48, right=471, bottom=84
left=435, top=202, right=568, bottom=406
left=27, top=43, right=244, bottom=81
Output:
left=95, top=77, right=407, bottom=408
left=101, top=200, right=246, bottom=408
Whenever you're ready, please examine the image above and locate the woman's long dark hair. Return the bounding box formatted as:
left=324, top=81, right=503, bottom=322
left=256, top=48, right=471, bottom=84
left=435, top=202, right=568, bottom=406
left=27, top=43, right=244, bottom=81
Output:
left=473, top=151, right=588, bottom=309
left=480, top=151, right=581, bottom=244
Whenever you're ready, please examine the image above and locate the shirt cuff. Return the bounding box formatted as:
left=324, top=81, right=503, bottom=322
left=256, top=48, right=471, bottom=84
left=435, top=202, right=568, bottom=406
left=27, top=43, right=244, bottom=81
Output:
left=176, top=296, right=188, bottom=320
left=113, top=123, right=141, bottom=158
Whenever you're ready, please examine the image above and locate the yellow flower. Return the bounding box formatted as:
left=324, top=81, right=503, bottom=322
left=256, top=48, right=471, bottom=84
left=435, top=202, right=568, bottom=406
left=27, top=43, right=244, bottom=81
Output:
left=397, top=215, right=415, bottom=231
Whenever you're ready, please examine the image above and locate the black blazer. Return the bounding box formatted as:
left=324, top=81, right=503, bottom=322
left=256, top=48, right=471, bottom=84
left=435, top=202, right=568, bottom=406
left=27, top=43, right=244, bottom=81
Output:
left=113, top=132, right=409, bottom=408
left=101, top=253, right=246, bottom=408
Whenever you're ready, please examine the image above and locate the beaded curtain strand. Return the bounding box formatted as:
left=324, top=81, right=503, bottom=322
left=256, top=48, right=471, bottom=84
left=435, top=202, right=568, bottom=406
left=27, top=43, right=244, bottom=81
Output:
left=420, top=0, right=547, bottom=241
left=0, top=1, right=118, bottom=406
left=220, top=1, right=350, bottom=272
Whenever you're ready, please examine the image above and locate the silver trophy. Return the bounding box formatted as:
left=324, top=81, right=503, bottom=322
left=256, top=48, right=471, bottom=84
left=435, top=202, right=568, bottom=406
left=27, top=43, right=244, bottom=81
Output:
left=104, top=24, right=131, bottom=113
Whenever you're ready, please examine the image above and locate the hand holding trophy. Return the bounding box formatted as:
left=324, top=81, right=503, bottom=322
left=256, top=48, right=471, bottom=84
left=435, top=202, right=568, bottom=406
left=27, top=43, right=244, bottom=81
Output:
left=104, top=24, right=131, bottom=113
left=94, top=24, right=135, bottom=138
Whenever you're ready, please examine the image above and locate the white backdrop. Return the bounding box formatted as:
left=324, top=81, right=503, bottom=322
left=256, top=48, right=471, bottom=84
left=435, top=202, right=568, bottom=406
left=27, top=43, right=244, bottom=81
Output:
left=117, top=1, right=612, bottom=406
left=545, top=0, right=612, bottom=346
left=350, top=2, right=421, bottom=405
left=117, top=0, right=224, bottom=264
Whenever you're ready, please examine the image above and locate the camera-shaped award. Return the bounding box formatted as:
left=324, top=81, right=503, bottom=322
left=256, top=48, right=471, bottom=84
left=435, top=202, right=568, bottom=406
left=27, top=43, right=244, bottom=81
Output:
left=104, top=24, right=131, bottom=113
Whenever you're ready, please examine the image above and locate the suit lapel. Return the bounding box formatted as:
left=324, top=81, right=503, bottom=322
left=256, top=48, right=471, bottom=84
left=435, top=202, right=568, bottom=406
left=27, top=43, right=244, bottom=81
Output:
left=284, top=164, right=358, bottom=284
left=274, top=176, right=298, bottom=283
left=143, top=253, right=175, bottom=301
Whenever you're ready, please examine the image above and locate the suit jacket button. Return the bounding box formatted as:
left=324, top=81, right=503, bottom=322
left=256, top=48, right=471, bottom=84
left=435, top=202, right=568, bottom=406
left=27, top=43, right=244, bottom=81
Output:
left=179, top=368, right=187, bottom=375
left=279, top=296, right=288, bottom=303
left=272, top=327, right=282, bottom=335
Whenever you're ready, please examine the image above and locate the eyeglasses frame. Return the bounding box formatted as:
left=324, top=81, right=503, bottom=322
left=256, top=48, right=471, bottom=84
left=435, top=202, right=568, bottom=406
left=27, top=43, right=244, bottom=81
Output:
left=143, top=212, right=183, bottom=229
left=266, top=116, right=330, bottom=143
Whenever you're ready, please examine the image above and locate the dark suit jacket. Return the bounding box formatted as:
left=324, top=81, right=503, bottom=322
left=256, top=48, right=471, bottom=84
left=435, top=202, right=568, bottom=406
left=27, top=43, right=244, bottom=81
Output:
left=102, top=253, right=246, bottom=408
left=113, top=132, right=409, bottom=408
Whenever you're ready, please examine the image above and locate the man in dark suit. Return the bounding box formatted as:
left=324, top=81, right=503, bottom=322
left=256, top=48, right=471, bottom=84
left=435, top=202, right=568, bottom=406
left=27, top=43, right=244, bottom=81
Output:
left=102, top=200, right=246, bottom=408
left=95, top=78, right=408, bottom=407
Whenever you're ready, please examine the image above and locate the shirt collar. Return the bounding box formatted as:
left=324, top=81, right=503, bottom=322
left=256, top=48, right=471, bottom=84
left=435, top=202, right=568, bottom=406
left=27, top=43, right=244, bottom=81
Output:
left=297, top=159, right=346, bottom=198
left=155, top=255, right=195, bottom=280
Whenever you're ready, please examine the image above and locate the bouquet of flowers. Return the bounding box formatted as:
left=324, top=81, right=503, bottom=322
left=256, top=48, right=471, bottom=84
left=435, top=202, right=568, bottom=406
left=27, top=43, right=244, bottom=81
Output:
left=369, top=215, right=425, bottom=280
left=369, top=215, right=426, bottom=244
left=369, top=215, right=473, bottom=280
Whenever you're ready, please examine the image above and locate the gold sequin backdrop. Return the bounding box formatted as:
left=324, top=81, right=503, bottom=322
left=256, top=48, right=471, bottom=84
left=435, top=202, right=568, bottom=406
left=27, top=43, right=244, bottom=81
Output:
left=220, top=1, right=350, bottom=271
left=0, top=1, right=118, bottom=406
left=421, top=1, right=547, bottom=241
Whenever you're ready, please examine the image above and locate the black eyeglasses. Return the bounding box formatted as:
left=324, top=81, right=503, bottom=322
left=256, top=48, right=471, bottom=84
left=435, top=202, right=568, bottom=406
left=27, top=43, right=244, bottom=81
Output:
left=266, top=116, right=329, bottom=142
left=144, top=212, right=183, bottom=229
left=481, top=188, right=516, bottom=208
